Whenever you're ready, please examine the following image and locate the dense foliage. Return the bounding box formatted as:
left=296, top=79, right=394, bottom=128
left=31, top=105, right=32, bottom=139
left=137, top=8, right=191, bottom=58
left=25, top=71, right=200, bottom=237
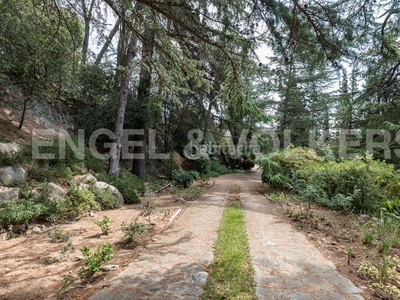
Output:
left=261, top=148, right=400, bottom=213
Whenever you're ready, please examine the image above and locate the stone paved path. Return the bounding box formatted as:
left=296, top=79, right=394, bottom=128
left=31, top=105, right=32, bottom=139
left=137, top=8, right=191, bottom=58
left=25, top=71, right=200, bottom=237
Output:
left=89, top=172, right=364, bottom=299
left=239, top=172, right=364, bottom=300
left=89, top=177, right=233, bottom=300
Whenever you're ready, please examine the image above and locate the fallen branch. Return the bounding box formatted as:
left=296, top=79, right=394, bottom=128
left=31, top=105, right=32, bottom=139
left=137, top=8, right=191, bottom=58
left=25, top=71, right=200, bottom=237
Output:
left=156, top=182, right=173, bottom=193
left=161, top=208, right=182, bottom=233
left=169, top=208, right=182, bottom=223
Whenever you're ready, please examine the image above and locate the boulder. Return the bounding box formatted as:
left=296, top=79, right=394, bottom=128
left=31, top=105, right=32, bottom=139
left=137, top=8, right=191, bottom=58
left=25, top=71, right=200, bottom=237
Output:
left=33, top=183, right=66, bottom=201
left=0, top=142, right=21, bottom=155
left=75, top=173, right=97, bottom=184
left=0, top=186, right=20, bottom=203
left=47, top=183, right=67, bottom=201
left=95, top=181, right=124, bottom=205
left=0, top=165, right=27, bottom=186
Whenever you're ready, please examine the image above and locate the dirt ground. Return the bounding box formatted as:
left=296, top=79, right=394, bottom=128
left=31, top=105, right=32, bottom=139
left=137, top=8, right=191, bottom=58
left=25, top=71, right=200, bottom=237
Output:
left=0, top=190, right=187, bottom=300
left=0, top=175, right=385, bottom=300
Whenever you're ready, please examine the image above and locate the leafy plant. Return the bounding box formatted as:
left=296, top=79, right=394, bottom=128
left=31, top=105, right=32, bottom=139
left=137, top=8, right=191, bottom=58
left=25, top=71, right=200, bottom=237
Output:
left=346, top=246, right=354, bottom=265
left=358, top=257, right=400, bottom=299
left=89, top=184, right=121, bottom=210
left=105, top=172, right=144, bottom=204
left=0, top=199, right=46, bottom=226
left=93, top=216, right=113, bottom=235
left=121, top=217, right=146, bottom=243
left=171, top=170, right=199, bottom=188
left=48, top=228, right=69, bottom=243
left=58, top=188, right=99, bottom=220
left=78, top=242, right=115, bottom=280
left=362, top=231, right=376, bottom=244
left=140, top=186, right=157, bottom=224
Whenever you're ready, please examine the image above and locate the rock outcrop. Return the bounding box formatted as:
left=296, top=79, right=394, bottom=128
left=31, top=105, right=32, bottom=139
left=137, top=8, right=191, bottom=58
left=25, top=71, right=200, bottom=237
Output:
left=0, top=187, right=19, bottom=203
left=0, top=165, right=27, bottom=186
left=95, top=181, right=124, bottom=205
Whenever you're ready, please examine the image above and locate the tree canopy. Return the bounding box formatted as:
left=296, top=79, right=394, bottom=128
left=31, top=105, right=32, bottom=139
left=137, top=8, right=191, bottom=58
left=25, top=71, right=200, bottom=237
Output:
left=1, top=0, right=400, bottom=175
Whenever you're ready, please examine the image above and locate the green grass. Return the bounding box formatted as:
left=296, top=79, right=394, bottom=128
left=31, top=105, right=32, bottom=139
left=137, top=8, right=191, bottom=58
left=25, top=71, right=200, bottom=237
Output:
left=201, top=199, right=257, bottom=300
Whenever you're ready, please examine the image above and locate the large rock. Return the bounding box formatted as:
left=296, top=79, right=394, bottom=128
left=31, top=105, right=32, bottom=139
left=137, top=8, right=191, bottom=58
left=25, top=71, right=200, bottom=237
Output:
left=95, top=181, right=124, bottom=205
left=0, top=142, right=21, bottom=155
left=0, top=165, right=27, bottom=186
left=47, top=183, right=67, bottom=201
left=75, top=173, right=97, bottom=184
left=0, top=186, right=19, bottom=203
left=34, top=183, right=67, bottom=201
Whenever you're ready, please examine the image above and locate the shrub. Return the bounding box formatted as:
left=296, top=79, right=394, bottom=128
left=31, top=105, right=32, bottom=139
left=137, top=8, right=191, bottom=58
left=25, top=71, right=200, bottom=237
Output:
left=31, top=135, right=105, bottom=176
left=292, top=157, right=400, bottom=212
left=105, top=172, right=144, bottom=204
left=0, top=182, right=61, bottom=226
left=121, top=218, right=146, bottom=243
left=0, top=144, right=31, bottom=166
left=89, top=184, right=121, bottom=210
left=159, top=152, right=182, bottom=178
left=78, top=242, right=115, bottom=279
left=261, top=148, right=400, bottom=213
left=93, top=216, right=113, bottom=235
left=171, top=170, right=198, bottom=188
left=0, top=198, right=55, bottom=226
left=58, top=188, right=99, bottom=220
left=29, top=164, right=74, bottom=184
left=260, top=147, right=322, bottom=189
left=0, top=200, right=44, bottom=226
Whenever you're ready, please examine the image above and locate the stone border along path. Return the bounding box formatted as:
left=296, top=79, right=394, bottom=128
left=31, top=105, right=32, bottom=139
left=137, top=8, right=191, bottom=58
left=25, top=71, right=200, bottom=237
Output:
left=89, top=172, right=364, bottom=300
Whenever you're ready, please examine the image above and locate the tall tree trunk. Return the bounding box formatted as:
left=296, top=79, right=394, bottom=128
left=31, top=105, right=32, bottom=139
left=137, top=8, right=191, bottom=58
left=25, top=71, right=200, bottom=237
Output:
left=81, top=0, right=96, bottom=64
left=108, top=36, right=138, bottom=175
left=132, top=19, right=155, bottom=178
left=19, top=82, right=36, bottom=130
left=95, top=18, right=121, bottom=66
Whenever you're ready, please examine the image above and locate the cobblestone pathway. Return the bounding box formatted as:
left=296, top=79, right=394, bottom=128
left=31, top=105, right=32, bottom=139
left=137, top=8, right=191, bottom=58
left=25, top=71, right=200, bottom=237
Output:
left=89, top=172, right=364, bottom=300
left=89, top=178, right=232, bottom=300
left=239, top=172, right=363, bottom=300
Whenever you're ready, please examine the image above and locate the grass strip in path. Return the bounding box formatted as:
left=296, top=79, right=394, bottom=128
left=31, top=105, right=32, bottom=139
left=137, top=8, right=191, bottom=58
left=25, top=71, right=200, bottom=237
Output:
left=202, top=193, right=257, bottom=300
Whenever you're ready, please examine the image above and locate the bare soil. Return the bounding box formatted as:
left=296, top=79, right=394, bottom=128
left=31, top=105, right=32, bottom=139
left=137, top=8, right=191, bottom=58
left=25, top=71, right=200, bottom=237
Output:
left=0, top=190, right=188, bottom=300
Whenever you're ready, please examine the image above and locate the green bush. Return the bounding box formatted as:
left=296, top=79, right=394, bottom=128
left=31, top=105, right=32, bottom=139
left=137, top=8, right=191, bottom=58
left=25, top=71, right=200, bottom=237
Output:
left=0, top=144, right=32, bottom=166
left=93, top=216, right=113, bottom=235
left=261, top=148, right=400, bottom=213
left=159, top=152, right=182, bottom=178
left=121, top=218, right=147, bottom=243
left=29, top=164, right=74, bottom=184
left=381, top=199, right=400, bottom=218
left=0, top=182, right=62, bottom=226
left=0, top=199, right=47, bottom=226
left=78, top=242, right=115, bottom=279
left=260, top=147, right=322, bottom=189
left=58, top=188, right=100, bottom=220
left=171, top=170, right=199, bottom=188
left=105, top=172, right=144, bottom=204
left=32, top=135, right=105, bottom=175
left=89, top=184, right=121, bottom=210
left=293, top=158, right=400, bottom=212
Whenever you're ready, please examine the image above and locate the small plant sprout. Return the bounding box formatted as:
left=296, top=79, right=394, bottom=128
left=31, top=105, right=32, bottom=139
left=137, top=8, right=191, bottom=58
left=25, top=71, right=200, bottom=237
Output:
left=140, top=184, right=157, bottom=224
left=78, top=242, right=115, bottom=280
left=121, top=217, right=147, bottom=243
left=362, top=230, right=376, bottom=244
left=346, top=246, right=354, bottom=265
left=93, top=216, right=113, bottom=235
